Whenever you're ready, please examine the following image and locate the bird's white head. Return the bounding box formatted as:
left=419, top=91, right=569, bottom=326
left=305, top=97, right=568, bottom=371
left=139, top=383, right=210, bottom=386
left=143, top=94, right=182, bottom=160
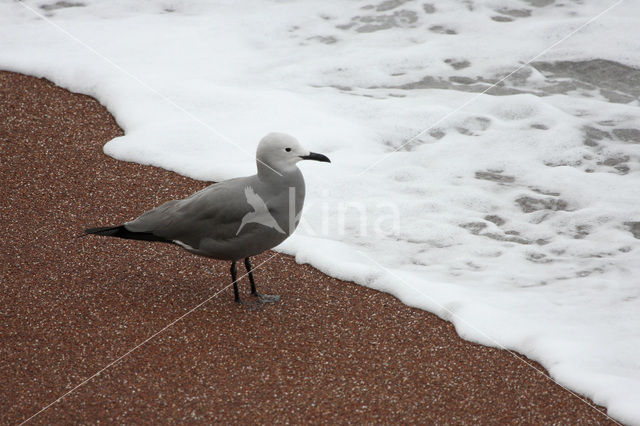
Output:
left=256, top=132, right=330, bottom=176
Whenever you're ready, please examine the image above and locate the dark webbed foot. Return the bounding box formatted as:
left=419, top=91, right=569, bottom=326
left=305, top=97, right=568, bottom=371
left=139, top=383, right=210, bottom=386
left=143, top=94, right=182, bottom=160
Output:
left=235, top=298, right=261, bottom=310
left=244, top=257, right=280, bottom=304
left=252, top=292, right=281, bottom=303
left=235, top=296, right=278, bottom=311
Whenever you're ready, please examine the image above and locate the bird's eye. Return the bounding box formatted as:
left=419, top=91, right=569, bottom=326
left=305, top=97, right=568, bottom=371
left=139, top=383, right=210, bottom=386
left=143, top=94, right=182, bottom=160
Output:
left=285, top=147, right=292, bottom=152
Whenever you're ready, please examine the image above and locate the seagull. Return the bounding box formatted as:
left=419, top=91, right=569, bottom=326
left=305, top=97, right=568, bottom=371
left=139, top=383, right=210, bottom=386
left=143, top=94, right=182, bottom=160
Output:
left=85, top=133, right=330, bottom=304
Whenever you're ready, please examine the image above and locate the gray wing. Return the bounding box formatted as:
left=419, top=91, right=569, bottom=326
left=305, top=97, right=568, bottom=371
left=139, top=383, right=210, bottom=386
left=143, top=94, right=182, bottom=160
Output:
left=125, top=176, right=254, bottom=247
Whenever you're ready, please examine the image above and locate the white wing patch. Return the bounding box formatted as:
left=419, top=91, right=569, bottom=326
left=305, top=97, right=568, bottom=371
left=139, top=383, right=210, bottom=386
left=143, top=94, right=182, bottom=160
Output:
left=173, top=240, right=196, bottom=251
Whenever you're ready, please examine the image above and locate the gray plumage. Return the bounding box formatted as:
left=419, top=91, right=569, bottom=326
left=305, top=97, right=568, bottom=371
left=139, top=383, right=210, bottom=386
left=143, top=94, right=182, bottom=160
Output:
left=85, top=132, right=330, bottom=303
left=125, top=165, right=305, bottom=261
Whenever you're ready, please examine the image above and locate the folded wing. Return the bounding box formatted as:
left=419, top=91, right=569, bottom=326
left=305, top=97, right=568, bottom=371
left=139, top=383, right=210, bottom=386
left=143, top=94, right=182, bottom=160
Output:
left=125, top=177, right=253, bottom=248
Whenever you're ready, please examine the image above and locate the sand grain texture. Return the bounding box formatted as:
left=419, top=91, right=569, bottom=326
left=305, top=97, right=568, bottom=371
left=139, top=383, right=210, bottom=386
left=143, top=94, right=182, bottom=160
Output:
left=0, top=71, right=614, bottom=424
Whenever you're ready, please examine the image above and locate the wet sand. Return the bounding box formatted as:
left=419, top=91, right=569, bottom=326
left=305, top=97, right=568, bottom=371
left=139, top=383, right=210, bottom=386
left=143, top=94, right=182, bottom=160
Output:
left=0, top=71, right=615, bottom=424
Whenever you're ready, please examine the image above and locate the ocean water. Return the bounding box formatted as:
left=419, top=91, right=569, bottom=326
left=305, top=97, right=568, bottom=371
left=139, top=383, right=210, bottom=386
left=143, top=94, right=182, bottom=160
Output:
left=1, top=0, right=639, bottom=422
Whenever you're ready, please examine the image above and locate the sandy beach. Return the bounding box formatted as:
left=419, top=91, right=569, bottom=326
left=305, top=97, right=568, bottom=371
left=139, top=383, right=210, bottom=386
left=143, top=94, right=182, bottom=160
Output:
left=0, top=71, right=615, bottom=424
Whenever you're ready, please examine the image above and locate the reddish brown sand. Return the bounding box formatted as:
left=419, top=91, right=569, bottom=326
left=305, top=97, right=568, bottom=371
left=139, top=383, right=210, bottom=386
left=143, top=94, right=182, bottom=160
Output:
left=0, top=71, right=616, bottom=424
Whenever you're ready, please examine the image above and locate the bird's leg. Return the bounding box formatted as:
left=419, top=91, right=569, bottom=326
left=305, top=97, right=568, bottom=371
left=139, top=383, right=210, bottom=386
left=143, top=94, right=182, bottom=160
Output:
left=245, top=256, right=258, bottom=295
left=230, top=261, right=240, bottom=303
left=244, top=257, right=280, bottom=303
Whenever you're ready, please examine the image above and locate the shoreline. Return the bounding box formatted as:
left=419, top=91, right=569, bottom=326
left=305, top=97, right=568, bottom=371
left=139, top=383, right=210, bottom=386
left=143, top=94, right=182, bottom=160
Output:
left=0, top=71, right=614, bottom=424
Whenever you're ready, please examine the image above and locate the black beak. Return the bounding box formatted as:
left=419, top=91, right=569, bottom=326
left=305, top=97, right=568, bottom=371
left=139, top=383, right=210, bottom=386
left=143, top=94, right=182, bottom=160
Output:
left=300, top=152, right=331, bottom=163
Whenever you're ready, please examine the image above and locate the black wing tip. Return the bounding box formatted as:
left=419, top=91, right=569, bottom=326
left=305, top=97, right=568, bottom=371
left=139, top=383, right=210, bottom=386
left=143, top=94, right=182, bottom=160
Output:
left=84, top=225, right=174, bottom=244
left=85, top=225, right=123, bottom=236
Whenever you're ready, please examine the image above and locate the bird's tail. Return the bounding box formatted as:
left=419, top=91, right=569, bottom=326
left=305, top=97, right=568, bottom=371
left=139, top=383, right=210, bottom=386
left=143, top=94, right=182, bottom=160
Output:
left=84, top=225, right=174, bottom=244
